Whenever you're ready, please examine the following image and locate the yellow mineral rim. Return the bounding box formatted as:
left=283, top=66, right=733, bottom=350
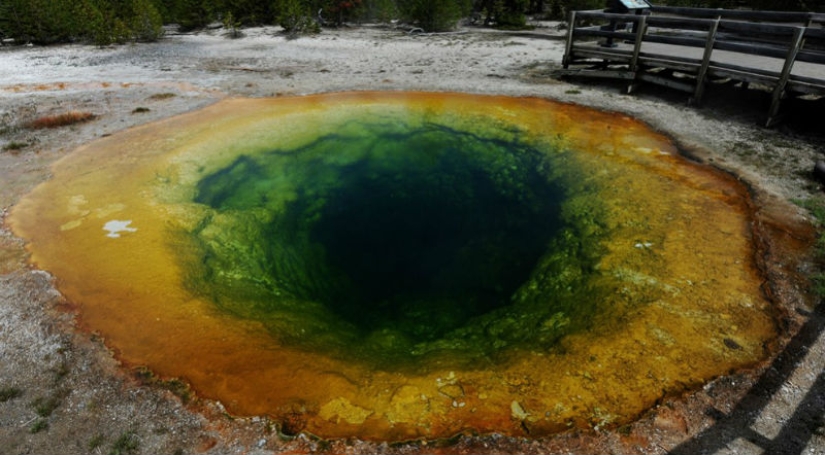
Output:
left=9, top=92, right=776, bottom=440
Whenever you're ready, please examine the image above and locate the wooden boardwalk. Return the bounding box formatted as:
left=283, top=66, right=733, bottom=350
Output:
left=558, top=6, right=825, bottom=126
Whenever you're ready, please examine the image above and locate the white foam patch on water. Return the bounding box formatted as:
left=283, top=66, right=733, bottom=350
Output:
left=103, top=220, right=137, bottom=238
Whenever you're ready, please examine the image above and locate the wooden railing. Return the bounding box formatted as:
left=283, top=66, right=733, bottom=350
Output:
left=649, top=5, right=825, bottom=26
left=558, top=6, right=825, bottom=126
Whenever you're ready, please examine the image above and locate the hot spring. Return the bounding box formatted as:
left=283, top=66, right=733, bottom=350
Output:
left=9, top=92, right=778, bottom=440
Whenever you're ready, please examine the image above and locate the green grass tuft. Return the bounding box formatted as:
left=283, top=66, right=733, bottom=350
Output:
left=88, top=433, right=105, bottom=450
left=147, top=93, right=176, bottom=100
left=794, top=198, right=825, bottom=300
left=31, top=395, right=61, bottom=417
left=134, top=367, right=193, bottom=404
left=0, top=387, right=23, bottom=402
left=109, top=430, right=139, bottom=455
left=3, top=141, right=28, bottom=151
left=30, top=419, right=49, bottom=434
left=795, top=198, right=825, bottom=225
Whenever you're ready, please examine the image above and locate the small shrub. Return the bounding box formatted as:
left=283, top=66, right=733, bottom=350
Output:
left=275, top=0, right=320, bottom=37
left=30, top=419, right=49, bottom=434
left=360, top=0, right=398, bottom=23
left=148, top=93, right=176, bottom=100
left=93, top=15, right=132, bottom=45
left=110, top=430, right=140, bottom=455
left=50, top=361, right=70, bottom=385
left=795, top=198, right=825, bottom=225
left=27, top=111, right=96, bottom=129
left=31, top=395, right=61, bottom=417
left=162, top=378, right=193, bottom=404
left=477, top=0, right=529, bottom=28
left=134, top=367, right=193, bottom=404
left=0, top=387, right=23, bottom=402
left=2, top=141, right=28, bottom=151
left=321, top=0, right=365, bottom=26
left=223, top=11, right=243, bottom=38
left=88, top=434, right=105, bottom=450
left=810, top=272, right=825, bottom=299
left=133, top=366, right=154, bottom=383
left=132, top=107, right=151, bottom=114
left=398, top=0, right=471, bottom=32
left=168, top=0, right=212, bottom=31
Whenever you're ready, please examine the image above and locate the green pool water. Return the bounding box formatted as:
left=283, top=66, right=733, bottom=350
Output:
left=189, top=118, right=610, bottom=367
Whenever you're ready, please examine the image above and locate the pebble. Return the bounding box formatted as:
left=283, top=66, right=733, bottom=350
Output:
left=511, top=400, right=529, bottom=420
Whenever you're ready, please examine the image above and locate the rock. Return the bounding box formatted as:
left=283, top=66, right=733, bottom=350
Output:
left=511, top=400, right=529, bottom=420
left=814, top=161, right=825, bottom=184
left=438, top=383, right=465, bottom=399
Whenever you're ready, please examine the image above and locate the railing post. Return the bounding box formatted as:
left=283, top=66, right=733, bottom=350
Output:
left=629, top=15, right=647, bottom=72
left=626, top=15, right=647, bottom=94
left=603, top=17, right=619, bottom=48
left=691, top=18, right=719, bottom=105
left=562, top=11, right=577, bottom=69
left=767, top=26, right=805, bottom=127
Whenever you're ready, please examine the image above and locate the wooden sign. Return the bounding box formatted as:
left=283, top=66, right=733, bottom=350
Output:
left=615, top=0, right=650, bottom=10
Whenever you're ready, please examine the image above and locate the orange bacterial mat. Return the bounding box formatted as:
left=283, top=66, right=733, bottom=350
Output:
left=9, top=92, right=777, bottom=440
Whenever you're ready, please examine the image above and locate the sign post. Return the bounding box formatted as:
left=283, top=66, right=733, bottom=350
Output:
left=602, top=0, right=651, bottom=47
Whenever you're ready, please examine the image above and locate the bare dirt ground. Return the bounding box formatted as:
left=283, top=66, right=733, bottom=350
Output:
left=1, top=24, right=825, bottom=455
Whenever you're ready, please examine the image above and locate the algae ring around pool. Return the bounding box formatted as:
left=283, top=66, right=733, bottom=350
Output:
left=9, top=92, right=778, bottom=440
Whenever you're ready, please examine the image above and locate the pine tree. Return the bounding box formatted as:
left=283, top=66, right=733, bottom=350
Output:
left=130, top=0, right=164, bottom=41
left=397, top=0, right=471, bottom=31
